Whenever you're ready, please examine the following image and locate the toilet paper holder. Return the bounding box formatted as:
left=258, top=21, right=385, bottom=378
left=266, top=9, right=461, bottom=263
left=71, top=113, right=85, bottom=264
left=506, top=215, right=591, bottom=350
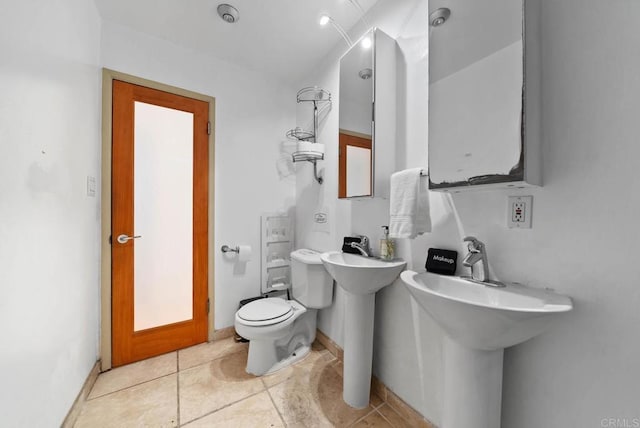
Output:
left=221, top=245, right=239, bottom=253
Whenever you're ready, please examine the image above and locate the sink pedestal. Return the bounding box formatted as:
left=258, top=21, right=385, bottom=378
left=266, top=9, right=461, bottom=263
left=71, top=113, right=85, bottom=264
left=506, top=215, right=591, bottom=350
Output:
left=443, top=337, right=503, bottom=428
left=319, top=252, right=407, bottom=410
left=343, top=292, right=375, bottom=408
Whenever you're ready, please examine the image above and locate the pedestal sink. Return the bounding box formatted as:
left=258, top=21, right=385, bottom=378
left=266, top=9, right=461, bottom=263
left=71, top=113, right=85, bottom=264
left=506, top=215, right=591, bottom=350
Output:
left=320, top=251, right=406, bottom=408
left=400, top=271, right=572, bottom=428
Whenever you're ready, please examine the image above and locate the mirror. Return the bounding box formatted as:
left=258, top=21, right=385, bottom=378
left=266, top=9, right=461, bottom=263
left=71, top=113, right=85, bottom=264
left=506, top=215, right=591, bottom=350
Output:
left=339, top=29, right=374, bottom=198
left=428, top=0, right=539, bottom=190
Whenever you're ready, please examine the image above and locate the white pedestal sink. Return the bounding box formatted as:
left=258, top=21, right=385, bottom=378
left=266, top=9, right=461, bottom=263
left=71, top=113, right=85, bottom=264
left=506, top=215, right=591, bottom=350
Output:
left=400, top=271, right=572, bottom=428
left=320, top=251, right=406, bottom=408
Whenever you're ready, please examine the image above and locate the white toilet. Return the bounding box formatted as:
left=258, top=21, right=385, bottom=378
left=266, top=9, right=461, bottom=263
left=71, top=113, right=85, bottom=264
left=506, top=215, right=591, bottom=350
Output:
left=234, top=249, right=333, bottom=376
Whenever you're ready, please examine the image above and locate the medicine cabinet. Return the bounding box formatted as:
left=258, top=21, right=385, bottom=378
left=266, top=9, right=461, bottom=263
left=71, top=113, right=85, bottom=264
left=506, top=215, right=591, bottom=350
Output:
left=428, top=0, right=541, bottom=191
left=338, top=28, right=397, bottom=199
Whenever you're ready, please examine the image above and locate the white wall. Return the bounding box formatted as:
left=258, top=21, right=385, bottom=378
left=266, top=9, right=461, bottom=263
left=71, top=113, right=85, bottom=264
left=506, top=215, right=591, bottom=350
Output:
left=297, top=0, right=640, bottom=426
left=0, top=0, right=102, bottom=425
left=100, top=21, right=298, bottom=328
left=499, top=0, right=640, bottom=425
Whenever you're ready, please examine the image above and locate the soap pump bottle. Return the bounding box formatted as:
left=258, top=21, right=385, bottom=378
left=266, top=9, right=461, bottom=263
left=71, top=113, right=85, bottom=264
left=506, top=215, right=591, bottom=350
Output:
left=379, top=226, right=395, bottom=260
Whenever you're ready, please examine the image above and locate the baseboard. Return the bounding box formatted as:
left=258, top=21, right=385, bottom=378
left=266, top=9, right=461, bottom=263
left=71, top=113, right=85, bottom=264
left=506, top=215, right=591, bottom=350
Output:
left=212, top=326, right=236, bottom=341
left=61, top=360, right=101, bottom=428
left=314, top=329, right=436, bottom=428
left=314, top=329, right=344, bottom=361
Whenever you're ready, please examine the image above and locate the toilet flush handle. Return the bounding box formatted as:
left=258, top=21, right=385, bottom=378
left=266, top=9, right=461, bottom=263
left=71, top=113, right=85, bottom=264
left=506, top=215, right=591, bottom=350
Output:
left=116, top=234, right=142, bottom=244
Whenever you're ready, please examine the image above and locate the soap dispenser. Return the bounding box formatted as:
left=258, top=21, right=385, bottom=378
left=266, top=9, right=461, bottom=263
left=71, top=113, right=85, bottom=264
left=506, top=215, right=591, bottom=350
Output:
left=379, top=226, right=395, bottom=260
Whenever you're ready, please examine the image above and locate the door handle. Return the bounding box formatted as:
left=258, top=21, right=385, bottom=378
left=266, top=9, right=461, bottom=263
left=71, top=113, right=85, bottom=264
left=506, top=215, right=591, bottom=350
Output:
left=117, top=234, right=142, bottom=244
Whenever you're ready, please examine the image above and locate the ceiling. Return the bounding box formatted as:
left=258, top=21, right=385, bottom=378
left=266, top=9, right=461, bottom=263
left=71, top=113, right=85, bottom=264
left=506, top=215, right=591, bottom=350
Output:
left=93, top=0, right=379, bottom=83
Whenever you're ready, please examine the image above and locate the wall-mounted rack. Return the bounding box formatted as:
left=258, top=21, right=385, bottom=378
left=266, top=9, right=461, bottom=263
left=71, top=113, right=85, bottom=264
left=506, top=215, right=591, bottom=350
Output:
left=261, top=213, right=293, bottom=294
left=287, top=87, right=332, bottom=184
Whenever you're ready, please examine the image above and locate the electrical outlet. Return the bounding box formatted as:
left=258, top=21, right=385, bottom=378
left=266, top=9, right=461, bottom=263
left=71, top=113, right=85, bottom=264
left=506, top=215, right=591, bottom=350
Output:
left=508, top=196, right=532, bottom=229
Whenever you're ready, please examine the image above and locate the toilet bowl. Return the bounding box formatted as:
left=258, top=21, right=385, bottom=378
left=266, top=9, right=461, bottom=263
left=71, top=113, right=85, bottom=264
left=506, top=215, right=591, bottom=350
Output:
left=234, top=249, right=333, bottom=376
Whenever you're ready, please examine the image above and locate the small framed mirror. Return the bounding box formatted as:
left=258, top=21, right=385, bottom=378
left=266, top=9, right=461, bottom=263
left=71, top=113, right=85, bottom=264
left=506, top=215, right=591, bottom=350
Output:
left=338, top=29, right=374, bottom=199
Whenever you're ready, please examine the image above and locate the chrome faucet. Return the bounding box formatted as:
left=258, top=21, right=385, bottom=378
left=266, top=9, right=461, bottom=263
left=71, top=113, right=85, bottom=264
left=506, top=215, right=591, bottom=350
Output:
left=462, top=236, right=492, bottom=284
left=349, top=235, right=372, bottom=257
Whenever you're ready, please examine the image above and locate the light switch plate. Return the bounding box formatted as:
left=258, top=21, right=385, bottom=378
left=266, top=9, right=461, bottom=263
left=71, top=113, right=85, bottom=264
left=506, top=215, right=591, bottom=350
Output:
left=507, top=195, right=532, bottom=229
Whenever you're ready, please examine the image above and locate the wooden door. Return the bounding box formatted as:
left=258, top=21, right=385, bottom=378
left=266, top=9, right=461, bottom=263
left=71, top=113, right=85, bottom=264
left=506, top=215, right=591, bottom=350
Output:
left=111, top=80, right=209, bottom=367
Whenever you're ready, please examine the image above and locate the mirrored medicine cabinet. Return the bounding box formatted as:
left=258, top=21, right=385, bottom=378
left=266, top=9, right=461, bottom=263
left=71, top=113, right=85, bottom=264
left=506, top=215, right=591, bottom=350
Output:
left=338, top=28, right=397, bottom=199
left=428, top=0, right=541, bottom=191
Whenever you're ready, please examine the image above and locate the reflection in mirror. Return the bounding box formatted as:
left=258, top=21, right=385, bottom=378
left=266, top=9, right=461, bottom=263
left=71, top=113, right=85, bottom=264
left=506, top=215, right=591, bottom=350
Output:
left=339, top=131, right=372, bottom=197
left=428, top=0, right=527, bottom=189
left=339, top=29, right=374, bottom=198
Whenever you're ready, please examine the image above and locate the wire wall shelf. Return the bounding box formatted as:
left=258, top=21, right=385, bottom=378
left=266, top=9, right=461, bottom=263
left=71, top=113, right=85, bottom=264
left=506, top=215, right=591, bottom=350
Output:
left=297, top=87, right=332, bottom=103
left=285, top=87, right=332, bottom=184
left=292, top=151, right=324, bottom=163
left=286, top=127, right=314, bottom=142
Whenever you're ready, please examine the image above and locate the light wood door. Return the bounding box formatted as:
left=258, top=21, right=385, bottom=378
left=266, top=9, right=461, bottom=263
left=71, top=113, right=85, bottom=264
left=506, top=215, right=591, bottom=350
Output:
left=111, top=80, right=209, bottom=367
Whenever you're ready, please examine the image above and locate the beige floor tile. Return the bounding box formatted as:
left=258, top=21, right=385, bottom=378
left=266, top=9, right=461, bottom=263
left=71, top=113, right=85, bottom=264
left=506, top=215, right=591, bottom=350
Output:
left=311, top=340, right=326, bottom=352
left=88, top=352, right=176, bottom=399
left=75, top=374, right=177, bottom=428
left=182, top=391, right=284, bottom=428
left=178, top=337, right=248, bottom=371
left=179, top=349, right=265, bottom=424
left=268, top=354, right=373, bottom=427
left=352, top=410, right=394, bottom=428
left=369, top=391, right=385, bottom=409
left=262, top=347, right=336, bottom=389
left=376, top=405, right=413, bottom=428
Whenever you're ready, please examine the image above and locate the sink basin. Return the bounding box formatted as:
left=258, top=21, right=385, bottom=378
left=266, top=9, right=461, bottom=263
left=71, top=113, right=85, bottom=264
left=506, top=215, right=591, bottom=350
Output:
left=320, top=251, right=406, bottom=409
left=400, top=271, right=572, bottom=350
left=400, top=270, right=573, bottom=428
left=320, top=251, right=406, bottom=295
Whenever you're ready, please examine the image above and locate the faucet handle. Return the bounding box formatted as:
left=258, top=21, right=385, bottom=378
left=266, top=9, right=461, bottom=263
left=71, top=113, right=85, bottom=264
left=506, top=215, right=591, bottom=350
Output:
left=353, top=234, right=369, bottom=245
left=463, top=236, right=483, bottom=250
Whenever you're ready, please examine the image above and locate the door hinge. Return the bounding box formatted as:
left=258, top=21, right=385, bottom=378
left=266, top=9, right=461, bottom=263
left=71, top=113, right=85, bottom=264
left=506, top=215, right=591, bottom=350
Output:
left=108, top=235, right=112, bottom=245
left=206, top=298, right=210, bottom=314
left=207, top=121, right=211, bottom=135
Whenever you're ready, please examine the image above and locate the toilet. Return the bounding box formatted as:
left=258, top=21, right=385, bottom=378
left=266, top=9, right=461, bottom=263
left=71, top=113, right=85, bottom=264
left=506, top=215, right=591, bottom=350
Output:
left=234, top=249, right=333, bottom=376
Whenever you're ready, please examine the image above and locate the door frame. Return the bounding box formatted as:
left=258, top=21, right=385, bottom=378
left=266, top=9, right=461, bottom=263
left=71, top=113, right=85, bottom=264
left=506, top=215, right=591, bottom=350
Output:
left=100, top=69, right=216, bottom=371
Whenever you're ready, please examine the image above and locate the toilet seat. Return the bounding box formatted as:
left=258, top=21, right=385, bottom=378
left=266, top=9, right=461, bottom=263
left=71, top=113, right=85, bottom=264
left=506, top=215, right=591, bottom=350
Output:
left=237, top=298, right=294, bottom=327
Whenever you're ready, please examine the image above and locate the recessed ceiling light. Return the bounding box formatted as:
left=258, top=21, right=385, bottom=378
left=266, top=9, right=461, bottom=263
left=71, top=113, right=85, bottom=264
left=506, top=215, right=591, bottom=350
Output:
left=358, top=68, right=372, bottom=80
left=319, top=15, right=330, bottom=26
left=361, top=36, right=372, bottom=49
left=429, top=8, right=451, bottom=27
left=217, top=4, right=239, bottom=24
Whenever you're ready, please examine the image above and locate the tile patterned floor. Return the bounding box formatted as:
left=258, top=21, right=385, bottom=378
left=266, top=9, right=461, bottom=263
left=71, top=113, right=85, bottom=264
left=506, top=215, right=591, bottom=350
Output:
left=74, top=339, right=413, bottom=427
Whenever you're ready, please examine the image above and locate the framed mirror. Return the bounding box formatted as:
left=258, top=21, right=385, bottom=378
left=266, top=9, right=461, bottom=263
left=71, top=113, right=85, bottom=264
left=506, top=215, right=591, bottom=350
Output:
left=339, top=29, right=374, bottom=198
left=428, top=0, right=540, bottom=190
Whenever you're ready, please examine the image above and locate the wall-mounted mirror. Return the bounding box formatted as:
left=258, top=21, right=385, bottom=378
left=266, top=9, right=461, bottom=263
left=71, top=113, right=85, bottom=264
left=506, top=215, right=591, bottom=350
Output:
left=338, top=28, right=397, bottom=199
left=339, top=29, right=374, bottom=198
left=428, top=0, right=540, bottom=190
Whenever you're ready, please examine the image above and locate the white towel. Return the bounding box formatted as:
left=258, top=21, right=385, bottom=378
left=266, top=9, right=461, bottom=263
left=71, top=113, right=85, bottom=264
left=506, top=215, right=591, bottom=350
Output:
left=389, top=168, right=431, bottom=239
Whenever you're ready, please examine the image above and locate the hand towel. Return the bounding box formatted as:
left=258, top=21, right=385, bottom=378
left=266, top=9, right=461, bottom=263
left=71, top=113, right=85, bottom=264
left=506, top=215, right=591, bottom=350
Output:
left=389, top=168, right=431, bottom=238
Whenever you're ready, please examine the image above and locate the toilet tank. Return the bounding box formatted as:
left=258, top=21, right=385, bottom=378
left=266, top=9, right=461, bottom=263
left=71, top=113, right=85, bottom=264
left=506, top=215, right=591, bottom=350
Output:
left=290, top=249, right=333, bottom=309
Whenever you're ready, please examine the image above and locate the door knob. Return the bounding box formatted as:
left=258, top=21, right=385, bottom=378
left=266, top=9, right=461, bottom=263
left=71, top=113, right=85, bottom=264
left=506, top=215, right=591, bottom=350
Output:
left=117, top=234, right=142, bottom=244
